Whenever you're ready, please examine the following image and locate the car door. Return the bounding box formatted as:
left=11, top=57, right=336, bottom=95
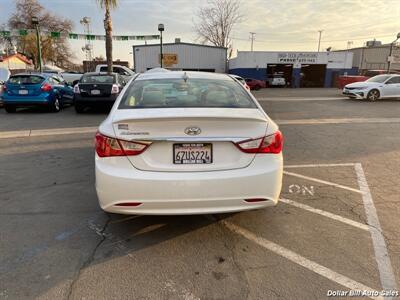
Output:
left=52, top=76, right=74, bottom=104
left=59, top=76, right=74, bottom=104
left=383, top=76, right=400, bottom=98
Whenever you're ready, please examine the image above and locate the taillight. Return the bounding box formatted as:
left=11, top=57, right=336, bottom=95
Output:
left=95, top=132, right=151, bottom=157
left=235, top=131, right=283, bottom=154
left=41, top=83, right=52, bottom=92
left=111, top=84, right=119, bottom=94
left=73, top=84, right=80, bottom=94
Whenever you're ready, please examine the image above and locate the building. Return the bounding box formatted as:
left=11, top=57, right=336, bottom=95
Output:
left=229, top=51, right=355, bottom=88
left=0, top=53, right=33, bottom=73
left=334, top=43, right=400, bottom=74
left=133, top=41, right=227, bottom=73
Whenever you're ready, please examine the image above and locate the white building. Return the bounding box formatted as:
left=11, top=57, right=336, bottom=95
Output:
left=229, top=51, right=354, bottom=87
left=133, top=41, right=227, bottom=73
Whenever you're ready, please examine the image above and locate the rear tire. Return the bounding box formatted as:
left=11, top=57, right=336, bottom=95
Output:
left=51, top=97, right=61, bottom=112
left=4, top=105, right=16, bottom=113
left=75, top=103, right=85, bottom=113
left=367, top=89, right=380, bottom=101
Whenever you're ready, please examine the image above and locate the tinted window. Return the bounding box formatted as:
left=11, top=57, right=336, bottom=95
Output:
left=80, top=75, right=115, bottom=84
left=8, top=75, right=44, bottom=85
left=119, top=78, right=257, bottom=109
left=386, top=77, right=400, bottom=84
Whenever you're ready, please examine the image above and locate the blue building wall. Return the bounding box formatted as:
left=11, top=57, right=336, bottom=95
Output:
left=229, top=67, right=359, bottom=87
left=292, top=68, right=301, bottom=88
left=229, top=68, right=267, bottom=81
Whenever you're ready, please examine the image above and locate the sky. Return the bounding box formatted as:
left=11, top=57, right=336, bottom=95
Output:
left=0, top=0, right=399, bottom=66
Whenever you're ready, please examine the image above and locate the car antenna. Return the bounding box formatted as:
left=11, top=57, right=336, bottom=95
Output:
left=182, top=72, right=188, bottom=82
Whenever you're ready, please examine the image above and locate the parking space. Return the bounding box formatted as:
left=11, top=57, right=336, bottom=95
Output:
left=1, top=89, right=399, bottom=299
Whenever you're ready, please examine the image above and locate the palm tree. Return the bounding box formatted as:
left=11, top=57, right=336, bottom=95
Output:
left=97, top=0, right=117, bottom=74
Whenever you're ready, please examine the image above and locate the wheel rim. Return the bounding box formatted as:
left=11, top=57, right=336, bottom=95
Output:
left=370, top=91, right=379, bottom=100
left=54, top=99, right=60, bottom=110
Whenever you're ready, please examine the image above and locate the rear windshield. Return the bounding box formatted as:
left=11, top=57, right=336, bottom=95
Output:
left=118, top=78, right=256, bottom=109
left=80, top=75, right=115, bottom=84
left=8, top=75, right=44, bottom=85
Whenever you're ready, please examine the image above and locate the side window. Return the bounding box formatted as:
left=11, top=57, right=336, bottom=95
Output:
left=113, top=67, right=129, bottom=76
left=99, top=66, right=107, bottom=72
left=387, top=77, right=400, bottom=84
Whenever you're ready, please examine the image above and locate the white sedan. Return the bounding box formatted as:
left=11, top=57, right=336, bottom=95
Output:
left=95, top=70, right=283, bottom=215
left=343, top=74, right=400, bottom=101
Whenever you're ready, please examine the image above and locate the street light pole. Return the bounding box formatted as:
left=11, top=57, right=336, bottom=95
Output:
left=158, top=24, right=164, bottom=68
left=317, top=30, right=323, bottom=52
left=387, top=32, right=400, bottom=73
left=31, top=16, right=42, bottom=73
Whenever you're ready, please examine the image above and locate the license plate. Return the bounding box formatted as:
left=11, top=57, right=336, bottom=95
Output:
left=91, top=89, right=101, bottom=95
left=173, top=143, right=212, bottom=164
left=19, top=90, right=28, bottom=95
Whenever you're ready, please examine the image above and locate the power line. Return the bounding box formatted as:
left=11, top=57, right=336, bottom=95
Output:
left=231, top=33, right=395, bottom=44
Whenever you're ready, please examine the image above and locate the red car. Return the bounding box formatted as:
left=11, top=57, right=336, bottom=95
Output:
left=245, top=78, right=266, bottom=90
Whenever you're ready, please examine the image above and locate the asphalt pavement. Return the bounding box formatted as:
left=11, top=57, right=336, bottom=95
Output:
left=0, top=88, right=399, bottom=299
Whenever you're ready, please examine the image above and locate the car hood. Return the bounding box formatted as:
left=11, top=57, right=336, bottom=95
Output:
left=345, top=81, right=380, bottom=88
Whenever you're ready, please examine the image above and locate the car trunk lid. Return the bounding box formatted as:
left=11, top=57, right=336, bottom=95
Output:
left=111, top=108, right=268, bottom=172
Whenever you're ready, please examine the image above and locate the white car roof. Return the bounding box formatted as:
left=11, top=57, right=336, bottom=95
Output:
left=137, top=71, right=233, bottom=81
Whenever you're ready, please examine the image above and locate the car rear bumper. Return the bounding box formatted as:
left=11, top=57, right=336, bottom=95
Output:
left=95, top=154, right=283, bottom=215
left=74, top=94, right=118, bottom=105
left=2, top=94, right=52, bottom=105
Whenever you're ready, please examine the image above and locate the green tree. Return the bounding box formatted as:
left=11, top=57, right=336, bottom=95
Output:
left=8, top=0, right=74, bottom=69
left=97, top=0, right=118, bottom=74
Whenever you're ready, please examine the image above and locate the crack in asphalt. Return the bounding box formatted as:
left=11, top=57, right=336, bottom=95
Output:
left=66, top=213, right=111, bottom=300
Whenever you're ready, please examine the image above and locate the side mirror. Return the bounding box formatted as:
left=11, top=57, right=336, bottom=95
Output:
left=0, top=80, right=4, bottom=85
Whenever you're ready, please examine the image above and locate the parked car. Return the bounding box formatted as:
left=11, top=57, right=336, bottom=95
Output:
left=267, top=74, right=286, bottom=87
left=2, top=73, right=74, bottom=113
left=337, top=70, right=400, bottom=89
left=245, top=78, right=266, bottom=90
left=95, top=64, right=135, bottom=82
left=95, top=70, right=283, bottom=215
left=343, top=74, right=400, bottom=101
left=74, top=72, right=127, bottom=113
left=230, top=74, right=251, bottom=91
left=0, top=68, right=10, bottom=107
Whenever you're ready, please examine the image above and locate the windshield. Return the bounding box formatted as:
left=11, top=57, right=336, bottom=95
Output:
left=119, top=78, right=256, bottom=109
left=80, top=74, right=115, bottom=84
left=366, top=75, right=391, bottom=83
left=8, top=75, right=45, bottom=85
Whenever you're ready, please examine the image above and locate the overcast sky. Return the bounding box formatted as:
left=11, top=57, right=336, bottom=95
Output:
left=0, top=0, right=399, bottom=66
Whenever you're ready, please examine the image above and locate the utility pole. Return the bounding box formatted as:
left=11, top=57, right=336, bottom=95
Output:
left=317, top=30, right=323, bottom=52
left=31, top=16, right=42, bottom=73
left=250, top=32, right=256, bottom=52
left=387, top=32, right=400, bottom=73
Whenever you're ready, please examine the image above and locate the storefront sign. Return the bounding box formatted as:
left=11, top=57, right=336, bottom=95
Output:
left=160, top=53, right=178, bottom=66
left=278, top=53, right=318, bottom=64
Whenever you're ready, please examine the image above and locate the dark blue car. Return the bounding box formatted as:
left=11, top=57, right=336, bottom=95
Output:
left=2, top=73, right=74, bottom=113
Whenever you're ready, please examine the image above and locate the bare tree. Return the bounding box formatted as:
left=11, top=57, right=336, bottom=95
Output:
left=8, top=0, right=74, bottom=69
left=194, top=0, right=242, bottom=48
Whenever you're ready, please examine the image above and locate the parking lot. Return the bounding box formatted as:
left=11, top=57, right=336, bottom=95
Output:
left=1, top=88, right=399, bottom=299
